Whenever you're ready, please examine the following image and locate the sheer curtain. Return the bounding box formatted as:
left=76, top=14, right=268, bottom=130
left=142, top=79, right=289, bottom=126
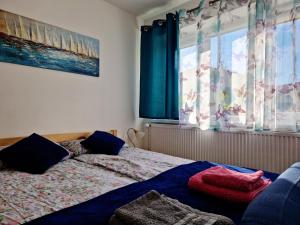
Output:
left=179, top=0, right=300, bottom=132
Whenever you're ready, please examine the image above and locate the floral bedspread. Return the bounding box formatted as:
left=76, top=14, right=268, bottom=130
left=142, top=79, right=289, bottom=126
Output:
left=0, top=147, right=192, bottom=225
left=75, top=147, right=193, bottom=182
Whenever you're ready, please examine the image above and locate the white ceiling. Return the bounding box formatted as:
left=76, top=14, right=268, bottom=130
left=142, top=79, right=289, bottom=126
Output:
left=104, top=0, right=174, bottom=15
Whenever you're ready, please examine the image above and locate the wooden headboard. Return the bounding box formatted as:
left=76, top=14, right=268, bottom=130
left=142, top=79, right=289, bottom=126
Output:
left=0, top=130, right=117, bottom=147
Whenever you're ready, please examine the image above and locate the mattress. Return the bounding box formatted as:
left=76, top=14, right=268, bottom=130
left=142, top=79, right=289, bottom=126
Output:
left=0, top=147, right=192, bottom=225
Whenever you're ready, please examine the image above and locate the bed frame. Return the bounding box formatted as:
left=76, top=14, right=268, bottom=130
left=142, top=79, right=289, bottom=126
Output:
left=0, top=130, right=117, bottom=147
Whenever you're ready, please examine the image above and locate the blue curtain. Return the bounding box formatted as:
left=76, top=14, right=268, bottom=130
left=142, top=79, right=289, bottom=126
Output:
left=139, top=13, right=179, bottom=119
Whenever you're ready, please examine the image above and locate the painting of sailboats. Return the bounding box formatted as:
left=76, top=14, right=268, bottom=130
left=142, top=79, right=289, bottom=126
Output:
left=0, top=9, right=99, bottom=77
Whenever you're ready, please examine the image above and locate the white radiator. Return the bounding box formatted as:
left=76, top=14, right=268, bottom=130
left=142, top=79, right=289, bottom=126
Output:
left=144, top=124, right=300, bottom=173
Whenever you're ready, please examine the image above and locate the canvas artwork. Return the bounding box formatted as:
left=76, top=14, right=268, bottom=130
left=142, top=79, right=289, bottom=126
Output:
left=0, top=9, right=99, bottom=77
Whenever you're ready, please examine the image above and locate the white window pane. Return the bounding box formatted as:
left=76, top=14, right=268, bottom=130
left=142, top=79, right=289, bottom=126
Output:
left=180, top=46, right=197, bottom=124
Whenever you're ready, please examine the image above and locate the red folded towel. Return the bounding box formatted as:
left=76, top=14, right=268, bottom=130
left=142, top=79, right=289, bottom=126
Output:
left=188, top=168, right=271, bottom=203
left=201, top=166, right=264, bottom=191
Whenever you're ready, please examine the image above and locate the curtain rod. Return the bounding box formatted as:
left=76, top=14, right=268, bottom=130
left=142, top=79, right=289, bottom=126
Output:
left=187, top=0, right=220, bottom=13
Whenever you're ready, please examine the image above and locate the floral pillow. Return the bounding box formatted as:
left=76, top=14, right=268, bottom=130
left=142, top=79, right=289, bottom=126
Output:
left=59, top=139, right=89, bottom=157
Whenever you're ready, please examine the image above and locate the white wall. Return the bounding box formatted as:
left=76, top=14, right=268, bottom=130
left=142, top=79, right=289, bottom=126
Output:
left=0, top=0, right=138, bottom=138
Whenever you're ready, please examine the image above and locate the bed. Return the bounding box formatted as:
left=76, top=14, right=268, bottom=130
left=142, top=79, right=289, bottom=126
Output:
left=0, top=131, right=299, bottom=225
left=0, top=131, right=192, bottom=225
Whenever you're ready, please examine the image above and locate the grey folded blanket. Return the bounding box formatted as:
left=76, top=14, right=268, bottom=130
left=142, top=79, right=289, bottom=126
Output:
left=109, top=190, right=234, bottom=225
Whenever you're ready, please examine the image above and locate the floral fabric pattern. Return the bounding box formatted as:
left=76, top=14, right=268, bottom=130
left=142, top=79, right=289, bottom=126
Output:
left=0, top=147, right=192, bottom=225
left=179, top=0, right=300, bottom=132
left=59, top=140, right=88, bottom=157
left=76, top=147, right=193, bottom=182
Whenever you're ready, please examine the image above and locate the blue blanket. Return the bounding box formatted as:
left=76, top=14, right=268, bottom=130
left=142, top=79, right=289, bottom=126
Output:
left=25, top=161, right=278, bottom=225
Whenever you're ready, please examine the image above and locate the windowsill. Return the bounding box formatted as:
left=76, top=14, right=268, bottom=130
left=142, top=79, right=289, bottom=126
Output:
left=143, top=119, right=180, bottom=125
left=146, top=122, right=300, bottom=137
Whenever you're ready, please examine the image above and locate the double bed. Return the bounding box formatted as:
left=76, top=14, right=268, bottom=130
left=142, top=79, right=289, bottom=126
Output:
left=0, top=131, right=299, bottom=225
left=0, top=131, right=192, bottom=225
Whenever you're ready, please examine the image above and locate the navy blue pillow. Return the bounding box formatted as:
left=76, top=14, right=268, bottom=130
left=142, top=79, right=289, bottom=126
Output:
left=0, top=133, right=69, bottom=174
left=80, top=131, right=125, bottom=155
left=241, top=162, right=300, bottom=225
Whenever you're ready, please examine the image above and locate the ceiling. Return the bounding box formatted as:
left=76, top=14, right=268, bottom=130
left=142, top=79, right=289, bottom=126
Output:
left=104, top=0, right=173, bottom=15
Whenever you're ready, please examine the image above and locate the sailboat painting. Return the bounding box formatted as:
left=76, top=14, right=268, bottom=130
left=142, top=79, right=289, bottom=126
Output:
left=0, top=9, right=99, bottom=77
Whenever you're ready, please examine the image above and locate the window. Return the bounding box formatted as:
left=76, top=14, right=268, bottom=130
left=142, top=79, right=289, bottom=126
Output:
left=179, top=1, right=300, bottom=132
left=276, top=21, right=300, bottom=129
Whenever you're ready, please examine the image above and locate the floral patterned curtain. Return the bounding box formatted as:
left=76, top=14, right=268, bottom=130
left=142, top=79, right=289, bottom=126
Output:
left=179, top=0, right=300, bottom=132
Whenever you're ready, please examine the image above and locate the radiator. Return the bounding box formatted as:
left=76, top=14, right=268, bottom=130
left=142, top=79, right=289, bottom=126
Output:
left=144, top=124, right=300, bottom=173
